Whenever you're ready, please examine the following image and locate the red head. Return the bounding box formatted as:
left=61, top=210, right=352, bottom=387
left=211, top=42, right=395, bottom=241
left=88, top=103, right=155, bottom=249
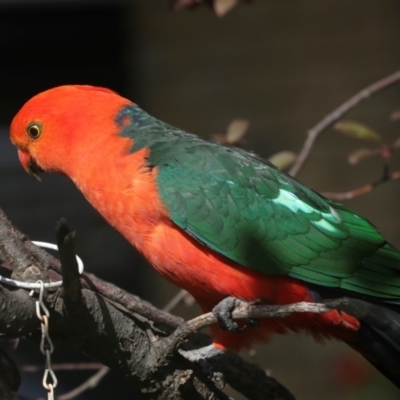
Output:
left=10, top=85, right=132, bottom=179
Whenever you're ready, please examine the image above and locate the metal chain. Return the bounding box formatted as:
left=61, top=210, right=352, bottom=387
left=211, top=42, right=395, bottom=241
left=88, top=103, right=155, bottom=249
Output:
left=0, top=241, right=86, bottom=400
left=32, top=280, right=58, bottom=400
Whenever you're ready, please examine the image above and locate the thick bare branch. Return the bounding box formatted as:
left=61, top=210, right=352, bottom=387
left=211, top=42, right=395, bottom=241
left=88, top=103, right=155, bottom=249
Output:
left=0, top=206, right=296, bottom=400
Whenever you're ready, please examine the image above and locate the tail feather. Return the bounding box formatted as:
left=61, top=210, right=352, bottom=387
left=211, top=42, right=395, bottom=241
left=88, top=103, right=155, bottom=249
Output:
left=309, top=284, right=400, bottom=387
left=346, top=323, right=400, bottom=388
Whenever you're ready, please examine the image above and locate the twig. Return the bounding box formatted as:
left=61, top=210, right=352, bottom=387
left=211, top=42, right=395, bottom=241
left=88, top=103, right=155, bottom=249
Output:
left=322, top=170, right=400, bottom=200
left=83, top=273, right=184, bottom=329
left=289, top=70, right=400, bottom=177
left=20, top=362, right=104, bottom=372
left=164, top=301, right=332, bottom=354
left=57, top=366, right=110, bottom=400
left=163, top=289, right=188, bottom=312
left=186, top=301, right=330, bottom=333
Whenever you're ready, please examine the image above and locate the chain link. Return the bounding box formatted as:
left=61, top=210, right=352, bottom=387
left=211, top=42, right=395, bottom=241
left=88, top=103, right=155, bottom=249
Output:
left=32, top=280, right=58, bottom=400
left=0, top=241, right=86, bottom=399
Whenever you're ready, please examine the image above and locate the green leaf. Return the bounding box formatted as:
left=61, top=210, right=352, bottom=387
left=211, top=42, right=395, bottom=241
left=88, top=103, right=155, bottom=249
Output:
left=226, top=119, right=249, bottom=144
left=334, top=120, right=381, bottom=141
left=348, top=148, right=377, bottom=165
left=214, top=0, right=239, bottom=17
left=268, top=151, right=297, bottom=170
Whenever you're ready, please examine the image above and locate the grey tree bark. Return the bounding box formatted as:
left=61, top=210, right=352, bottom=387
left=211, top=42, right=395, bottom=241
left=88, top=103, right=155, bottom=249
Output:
left=0, top=206, right=296, bottom=400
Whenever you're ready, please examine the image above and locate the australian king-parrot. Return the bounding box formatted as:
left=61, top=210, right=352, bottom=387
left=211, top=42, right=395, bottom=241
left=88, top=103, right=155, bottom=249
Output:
left=9, top=85, right=400, bottom=387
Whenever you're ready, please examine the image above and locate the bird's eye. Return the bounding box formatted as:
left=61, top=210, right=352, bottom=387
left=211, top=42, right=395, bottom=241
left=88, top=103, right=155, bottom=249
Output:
left=26, top=123, right=42, bottom=139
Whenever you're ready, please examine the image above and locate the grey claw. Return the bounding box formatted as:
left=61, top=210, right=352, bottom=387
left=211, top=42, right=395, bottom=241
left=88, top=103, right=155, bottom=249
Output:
left=212, top=296, right=260, bottom=333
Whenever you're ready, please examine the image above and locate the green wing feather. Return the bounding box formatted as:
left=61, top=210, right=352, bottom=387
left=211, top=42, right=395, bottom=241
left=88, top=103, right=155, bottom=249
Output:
left=117, top=105, right=400, bottom=300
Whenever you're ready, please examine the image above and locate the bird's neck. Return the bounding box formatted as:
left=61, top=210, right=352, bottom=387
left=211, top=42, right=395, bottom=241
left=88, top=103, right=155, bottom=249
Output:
left=70, top=140, right=169, bottom=253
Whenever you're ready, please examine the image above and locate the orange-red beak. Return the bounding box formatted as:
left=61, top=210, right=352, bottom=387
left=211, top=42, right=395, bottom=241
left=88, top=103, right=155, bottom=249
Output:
left=18, top=149, right=42, bottom=181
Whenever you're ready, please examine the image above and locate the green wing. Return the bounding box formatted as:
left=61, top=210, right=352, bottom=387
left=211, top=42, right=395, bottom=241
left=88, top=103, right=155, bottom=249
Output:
left=117, top=105, right=400, bottom=300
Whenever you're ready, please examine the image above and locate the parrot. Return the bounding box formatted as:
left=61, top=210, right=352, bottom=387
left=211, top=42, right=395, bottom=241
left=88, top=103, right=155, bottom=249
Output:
left=9, top=85, right=400, bottom=388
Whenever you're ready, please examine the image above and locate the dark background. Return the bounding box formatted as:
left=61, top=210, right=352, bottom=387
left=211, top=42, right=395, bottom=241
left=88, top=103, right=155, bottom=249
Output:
left=1, top=1, right=400, bottom=399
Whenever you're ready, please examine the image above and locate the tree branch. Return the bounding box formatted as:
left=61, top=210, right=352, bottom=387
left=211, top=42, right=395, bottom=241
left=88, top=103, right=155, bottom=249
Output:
left=289, top=70, right=400, bottom=177
left=0, top=206, right=296, bottom=400
left=322, top=170, right=400, bottom=200
left=56, top=219, right=82, bottom=304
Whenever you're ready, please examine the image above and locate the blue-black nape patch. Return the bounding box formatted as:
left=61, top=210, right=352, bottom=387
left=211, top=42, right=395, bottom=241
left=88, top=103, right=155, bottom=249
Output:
left=115, top=104, right=145, bottom=129
left=115, top=104, right=191, bottom=156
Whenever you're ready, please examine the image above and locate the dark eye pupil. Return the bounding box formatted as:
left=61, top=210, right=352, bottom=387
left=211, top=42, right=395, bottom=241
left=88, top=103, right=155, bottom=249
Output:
left=30, top=127, right=38, bottom=136
left=28, top=124, right=41, bottom=138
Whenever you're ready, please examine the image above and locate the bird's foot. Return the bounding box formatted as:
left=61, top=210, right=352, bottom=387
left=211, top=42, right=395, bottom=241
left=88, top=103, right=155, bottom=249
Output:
left=212, top=296, right=260, bottom=332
